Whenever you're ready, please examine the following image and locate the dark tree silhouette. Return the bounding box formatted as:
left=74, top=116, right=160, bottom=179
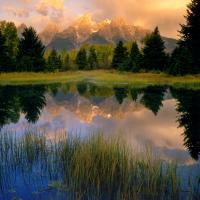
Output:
left=19, top=85, right=46, bottom=123
left=0, top=31, right=9, bottom=72
left=169, top=47, right=193, bottom=75
left=179, top=0, right=200, bottom=73
left=171, top=88, right=200, bottom=160
left=128, top=42, right=142, bottom=72
left=141, top=86, right=166, bottom=115
left=112, top=41, right=129, bottom=71
left=17, top=27, right=45, bottom=72
left=0, top=86, right=20, bottom=127
left=88, top=83, right=97, bottom=96
left=88, top=46, right=98, bottom=70
left=0, top=21, right=18, bottom=71
left=0, top=85, right=47, bottom=126
left=130, top=87, right=143, bottom=102
left=114, top=87, right=129, bottom=104
left=47, top=49, right=62, bottom=72
left=77, top=82, right=88, bottom=96
left=76, top=48, right=88, bottom=70
left=142, top=27, right=167, bottom=71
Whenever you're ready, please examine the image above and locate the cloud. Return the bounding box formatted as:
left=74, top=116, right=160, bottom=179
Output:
left=88, top=0, right=190, bottom=38
left=3, top=6, right=29, bottom=18
left=36, top=0, right=66, bottom=20
left=19, top=0, right=33, bottom=3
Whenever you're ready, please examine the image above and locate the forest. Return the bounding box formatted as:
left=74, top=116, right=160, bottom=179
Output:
left=0, top=0, right=199, bottom=76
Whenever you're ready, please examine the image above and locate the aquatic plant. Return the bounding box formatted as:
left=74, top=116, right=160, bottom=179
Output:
left=0, top=130, right=199, bottom=199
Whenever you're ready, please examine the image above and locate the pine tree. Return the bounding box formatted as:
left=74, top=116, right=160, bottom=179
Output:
left=0, top=21, right=18, bottom=71
left=169, top=47, right=193, bottom=76
left=47, top=49, right=62, bottom=72
left=76, top=48, right=88, bottom=70
left=0, top=31, right=9, bottom=72
left=128, top=41, right=142, bottom=72
left=17, top=27, right=45, bottom=72
left=142, top=27, right=167, bottom=71
left=112, top=41, right=129, bottom=71
left=60, top=49, right=70, bottom=71
left=88, top=46, right=98, bottom=70
left=179, top=0, right=200, bottom=73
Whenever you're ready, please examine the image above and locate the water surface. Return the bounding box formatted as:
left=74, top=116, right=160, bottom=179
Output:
left=0, top=83, right=200, bottom=199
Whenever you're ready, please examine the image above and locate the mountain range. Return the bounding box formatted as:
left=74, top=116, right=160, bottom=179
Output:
left=17, top=14, right=177, bottom=53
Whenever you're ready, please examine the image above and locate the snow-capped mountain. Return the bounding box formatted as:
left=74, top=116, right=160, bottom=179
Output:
left=40, top=14, right=177, bottom=52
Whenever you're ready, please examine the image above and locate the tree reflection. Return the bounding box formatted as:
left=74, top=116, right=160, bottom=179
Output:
left=114, top=86, right=129, bottom=104
left=141, top=86, right=166, bottom=115
left=0, top=86, right=20, bottom=127
left=172, top=88, right=200, bottom=160
left=19, top=86, right=46, bottom=123
left=0, top=85, right=46, bottom=127
left=77, top=82, right=88, bottom=96
left=130, top=87, right=143, bottom=101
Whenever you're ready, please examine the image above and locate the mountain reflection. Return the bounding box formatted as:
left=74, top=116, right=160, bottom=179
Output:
left=0, top=83, right=200, bottom=160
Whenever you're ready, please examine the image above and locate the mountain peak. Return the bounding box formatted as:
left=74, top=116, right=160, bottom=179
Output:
left=43, top=22, right=60, bottom=33
left=111, top=17, right=127, bottom=26
left=46, top=15, right=177, bottom=52
left=39, top=22, right=60, bottom=45
left=72, top=13, right=97, bottom=29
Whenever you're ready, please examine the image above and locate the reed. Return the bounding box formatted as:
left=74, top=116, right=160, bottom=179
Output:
left=0, top=130, right=199, bottom=199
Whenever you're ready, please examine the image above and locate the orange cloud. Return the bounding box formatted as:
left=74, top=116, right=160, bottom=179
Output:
left=3, top=6, right=29, bottom=18
left=36, top=0, right=67, bottom=20
left=90, top=0, right=190, bottom=38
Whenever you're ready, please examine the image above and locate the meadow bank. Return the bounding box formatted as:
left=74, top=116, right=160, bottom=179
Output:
left=1, top=70, right=200, bottom=89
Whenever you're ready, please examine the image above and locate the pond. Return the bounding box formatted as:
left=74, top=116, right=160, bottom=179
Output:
left=0, top=82, right=200, bottom=199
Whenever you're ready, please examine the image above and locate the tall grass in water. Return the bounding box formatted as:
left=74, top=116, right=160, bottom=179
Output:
left=0, top=130, right=199, bottom=199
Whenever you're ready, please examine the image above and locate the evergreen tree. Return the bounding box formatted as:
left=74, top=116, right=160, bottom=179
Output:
left=17, top=27, right=45, bottom=72
left=142, top=27, right=167, bottom=71
left=60, top=49, right=70, bottom=71
left=0, top=31, right=9, bottom=72
left=0, top=21, right=18, bottom=70
left=169, top=47, right=193, bottom=75
left=128, top=41, right=142, bottom=72
left=88, top=46, right=98, bottom=70
left=47, top=49, right=62, bottom=72
left=76, top=48, right=88, bottom=70
left=112, top=41, right=129, bottom=71
left=179, top=0, right=200, bottom=73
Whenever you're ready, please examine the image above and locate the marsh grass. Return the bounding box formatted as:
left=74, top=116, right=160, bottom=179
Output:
left=1, top=70, right=200, bottom=89
left=0, top=130, right=199, bottom=199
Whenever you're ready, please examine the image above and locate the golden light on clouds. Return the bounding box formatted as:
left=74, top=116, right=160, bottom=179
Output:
left=89, top=0, right=191, bottom=37
left=0, top=0, right=191, bottom=38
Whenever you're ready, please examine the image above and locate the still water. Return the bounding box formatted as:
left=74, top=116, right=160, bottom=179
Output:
left=0, top=82, right=200, bottom=199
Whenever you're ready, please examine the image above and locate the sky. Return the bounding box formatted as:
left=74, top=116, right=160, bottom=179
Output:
left=0, top=0, right=190, bottom=38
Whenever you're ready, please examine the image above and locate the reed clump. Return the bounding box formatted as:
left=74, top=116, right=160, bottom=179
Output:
left=0, top=130, right=199, bottom=199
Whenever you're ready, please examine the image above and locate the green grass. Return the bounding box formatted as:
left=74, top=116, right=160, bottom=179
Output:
left=0, top=130, right=199, bottom=199
left=1, top=70, right=200, bottom=89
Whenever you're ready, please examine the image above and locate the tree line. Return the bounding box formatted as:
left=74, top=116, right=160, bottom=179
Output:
left=0, top=0, right=199, bottom=75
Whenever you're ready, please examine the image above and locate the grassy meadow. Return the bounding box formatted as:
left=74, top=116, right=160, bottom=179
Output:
left=1, top=70, right=200, bottom=89
left=0, top=130, right=200, bottom=199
